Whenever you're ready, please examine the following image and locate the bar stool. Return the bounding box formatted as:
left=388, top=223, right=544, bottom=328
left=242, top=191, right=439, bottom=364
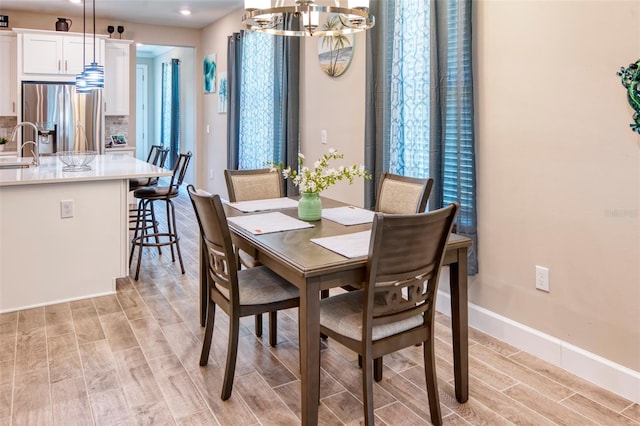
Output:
left=128, top=145, right=170, bottom=235
left=129, top=151, right=192, bottom=280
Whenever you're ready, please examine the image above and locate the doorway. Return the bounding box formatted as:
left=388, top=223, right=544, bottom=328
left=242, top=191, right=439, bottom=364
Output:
left=135, top=44, right=196, bottom=184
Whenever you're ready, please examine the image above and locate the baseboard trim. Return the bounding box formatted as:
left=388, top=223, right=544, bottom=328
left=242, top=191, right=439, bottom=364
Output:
left=436, top=290, right=640, bottom=404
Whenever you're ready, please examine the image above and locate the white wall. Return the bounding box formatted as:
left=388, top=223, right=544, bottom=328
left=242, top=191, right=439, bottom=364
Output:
left=472, top=0, right=639, bottom=372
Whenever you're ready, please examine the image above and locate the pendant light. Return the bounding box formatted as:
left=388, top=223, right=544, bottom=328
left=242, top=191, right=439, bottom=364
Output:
left=83, top=0, right=104, bottom=90
left=75, top=0, right=90, bottom=93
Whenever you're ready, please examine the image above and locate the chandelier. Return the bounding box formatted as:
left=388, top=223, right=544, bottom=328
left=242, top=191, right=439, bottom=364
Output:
left=242, top=0, right=375, bottom=37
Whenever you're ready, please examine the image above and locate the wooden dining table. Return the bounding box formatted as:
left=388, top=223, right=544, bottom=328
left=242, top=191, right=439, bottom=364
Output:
left=199, top=197, right=473, bottom=425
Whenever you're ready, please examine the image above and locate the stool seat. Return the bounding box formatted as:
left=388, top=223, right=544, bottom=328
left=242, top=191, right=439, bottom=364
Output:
left=134, top=185, right=179, bottom=199
left=130, top=176, right=159, bottom=189
left=129, top=152, right=192, bottom=280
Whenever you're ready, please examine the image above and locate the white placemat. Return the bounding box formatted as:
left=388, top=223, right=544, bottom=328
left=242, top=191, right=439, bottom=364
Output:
left=228, top=197, right=299, bottom=213
left=321, top=206, right=375, bottom=226
left=310, top=230, right=371, bottom=258
left=227, top=212, right=314, bottom=235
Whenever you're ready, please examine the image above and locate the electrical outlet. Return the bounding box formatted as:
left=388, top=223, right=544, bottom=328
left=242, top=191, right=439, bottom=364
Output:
left=60, top=200, right=74, bottom=219
left=209, top=169, right=214, bottom=180
left=535, top=266, right=550, bottom=292
left=321, top=129, right=327, bottom=144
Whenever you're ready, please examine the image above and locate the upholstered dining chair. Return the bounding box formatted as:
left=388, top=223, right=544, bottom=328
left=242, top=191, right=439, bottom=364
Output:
left=187, top=185, right=300, bottom=400
left=129, top=151, right=192, bottom=280
left=224, top=168, right=283, bottom=203
left=224, top=168, right=285, bottom=338
left=319, top=203, right=458, bottom=426
left=375, top=172, right=434, bottom=214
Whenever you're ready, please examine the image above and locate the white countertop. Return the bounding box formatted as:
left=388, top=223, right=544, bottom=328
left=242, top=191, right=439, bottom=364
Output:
left=0, top=153, right=172, bottom=187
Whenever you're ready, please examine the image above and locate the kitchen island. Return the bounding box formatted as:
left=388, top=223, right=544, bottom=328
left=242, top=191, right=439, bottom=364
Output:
left=0, top=153, right=172, bottom=312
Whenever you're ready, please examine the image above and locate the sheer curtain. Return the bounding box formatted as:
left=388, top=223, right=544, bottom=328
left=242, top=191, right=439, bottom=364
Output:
left=161, top=59, right=180, bottom=168
left=227, top=17, right=300, bottom=195
left=365, top=0, right=478, bottom=274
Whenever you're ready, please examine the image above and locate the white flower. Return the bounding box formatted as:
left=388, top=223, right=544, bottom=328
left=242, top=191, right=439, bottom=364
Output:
left=275, top=149, right=370, bottom=194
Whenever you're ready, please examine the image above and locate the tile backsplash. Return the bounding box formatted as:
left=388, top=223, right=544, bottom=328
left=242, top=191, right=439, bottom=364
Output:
left=105, top=115, right=129, bottom=147
left=0, top=116, right=18, bottom=151
left=1, top=116, right=130, bottom=152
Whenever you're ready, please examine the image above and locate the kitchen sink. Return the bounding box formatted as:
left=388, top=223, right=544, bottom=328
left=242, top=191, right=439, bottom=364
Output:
left=0, top=157, right=35, bottom=169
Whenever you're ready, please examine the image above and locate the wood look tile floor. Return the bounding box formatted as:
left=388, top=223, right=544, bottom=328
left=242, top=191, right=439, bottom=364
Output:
left=1, top=187, right=639, bottom=425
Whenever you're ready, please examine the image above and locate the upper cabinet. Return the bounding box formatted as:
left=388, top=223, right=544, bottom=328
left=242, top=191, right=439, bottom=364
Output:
left=0, top=32, right=17, bottom=116
left=104, top=39, right=132, bottom=116
left=14, top=28, right=105, bottom=81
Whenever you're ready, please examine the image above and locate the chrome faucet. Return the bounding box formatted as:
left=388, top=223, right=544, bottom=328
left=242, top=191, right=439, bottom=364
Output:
left=9, top=122, right=40, bottom=166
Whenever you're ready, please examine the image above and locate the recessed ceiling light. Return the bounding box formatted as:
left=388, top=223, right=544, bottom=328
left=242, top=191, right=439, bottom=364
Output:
left=69, top=0, right=81, bottom=3
left=180, top=9, right=191, bottom=16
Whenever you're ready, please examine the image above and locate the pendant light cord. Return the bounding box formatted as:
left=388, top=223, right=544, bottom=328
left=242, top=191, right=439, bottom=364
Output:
left=92, top=0, right=96, bottom=63
left=82, top=0, right=86, bottom=66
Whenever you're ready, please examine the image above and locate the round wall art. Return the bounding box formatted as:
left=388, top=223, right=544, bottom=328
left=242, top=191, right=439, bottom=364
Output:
left=318, top=17, right=355, bottom=78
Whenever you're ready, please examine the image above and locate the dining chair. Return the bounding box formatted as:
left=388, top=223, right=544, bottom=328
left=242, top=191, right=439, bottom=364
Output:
left=129, top=151, right=192, bottom=280
left=319, top=203, right=458, bottom=426
left=224, top=167, right=284, bottom=338
left=224, top=168, right=283, bottom=203
left=375, top=172, right=434, bottom=214
left=187, top=185, right=300, bottom=400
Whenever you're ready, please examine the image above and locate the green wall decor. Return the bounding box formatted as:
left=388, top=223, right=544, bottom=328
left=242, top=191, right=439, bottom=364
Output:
left=617, top=59, right=640, bottom=134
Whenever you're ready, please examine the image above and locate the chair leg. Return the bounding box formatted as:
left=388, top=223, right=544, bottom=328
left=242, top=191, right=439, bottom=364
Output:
left=133, top=199, right=151, bottom=281
left=424, top=334, right=442, bottom=426
left=374, top=357, right=383, bottom=382
left=222, top=314, right=240, bottom=401
left=255, top=314, right=263, bottom=337
left=166, top=200, right=176, bottom=262
left=320, top=289, right=329, bottom=340
left=168, top=200, right=186, bottom=274
left=199, top=301, right=216, bottom=366
left=362, top=353, right=375, bottom=425
left=269, top=311, right=277, bottom=347
left=129, top=199, right=143, bottom=268
left=150, top=201, right=161, bottom=255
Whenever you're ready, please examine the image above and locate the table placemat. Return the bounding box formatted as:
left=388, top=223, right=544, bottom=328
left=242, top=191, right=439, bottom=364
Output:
left=228, top=211, right=314, bottom=235
left=228, top=197, right=299, bottom=213
left=321, top=206, right=375, bottom=226
left=310, top=230, right=371, bottom=258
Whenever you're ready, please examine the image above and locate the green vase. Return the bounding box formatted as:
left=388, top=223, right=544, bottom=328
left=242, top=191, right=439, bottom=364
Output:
left=298, top=192, right=322, bottom=221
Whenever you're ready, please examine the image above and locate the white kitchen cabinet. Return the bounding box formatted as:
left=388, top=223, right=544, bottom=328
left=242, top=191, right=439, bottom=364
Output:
left=0, top=32, right=17, bottom=116
left=104, top=39, right=132, bottom=116
left=16, top=29, right=104, bottom=77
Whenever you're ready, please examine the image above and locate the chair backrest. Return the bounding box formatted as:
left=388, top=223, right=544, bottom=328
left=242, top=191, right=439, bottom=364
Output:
left=375, top=172, right=434, bottom=214
left=187, top=185, right=240, bottom=307
left=363, top=203, right=458, bottom=338
left=150, top=146, right=170, bottom=168
left=224, top=168, right=284, bottom=202
left=167, top=151, right=192, bottom=192
left=145, top=145, right=163, bottom=163
left=145, top=145, right=170, bottom=186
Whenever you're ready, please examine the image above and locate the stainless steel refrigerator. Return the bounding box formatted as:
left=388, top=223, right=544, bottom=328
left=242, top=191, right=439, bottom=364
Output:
left=21, top=82, right=104, bottom=155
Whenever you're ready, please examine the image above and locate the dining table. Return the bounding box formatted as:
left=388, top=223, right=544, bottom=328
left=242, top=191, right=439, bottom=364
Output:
left=199, top=196, right=473, bottom=425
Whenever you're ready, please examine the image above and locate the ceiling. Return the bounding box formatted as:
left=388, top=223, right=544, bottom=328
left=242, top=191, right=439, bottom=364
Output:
left=0, top=0, right=245, bottom=29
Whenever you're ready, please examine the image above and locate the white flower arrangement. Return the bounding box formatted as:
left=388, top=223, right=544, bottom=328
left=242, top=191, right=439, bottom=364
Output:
left=271, top=148, right=370, bottom=194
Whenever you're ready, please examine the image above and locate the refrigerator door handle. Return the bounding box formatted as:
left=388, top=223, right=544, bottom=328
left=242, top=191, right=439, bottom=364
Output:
left=58, top=60, right=61, bottom=72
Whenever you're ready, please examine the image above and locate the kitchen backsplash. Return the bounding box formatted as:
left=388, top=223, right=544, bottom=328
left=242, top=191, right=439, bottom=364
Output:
left=0, top=116, right=18, bottom=151
left=105, top=115, right=129, bottom=147
left=1, top=116, right=130, bottom=151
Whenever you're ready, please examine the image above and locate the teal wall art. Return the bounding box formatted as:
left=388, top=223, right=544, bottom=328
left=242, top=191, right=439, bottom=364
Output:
left=204, top=53, right=217, bottom=94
